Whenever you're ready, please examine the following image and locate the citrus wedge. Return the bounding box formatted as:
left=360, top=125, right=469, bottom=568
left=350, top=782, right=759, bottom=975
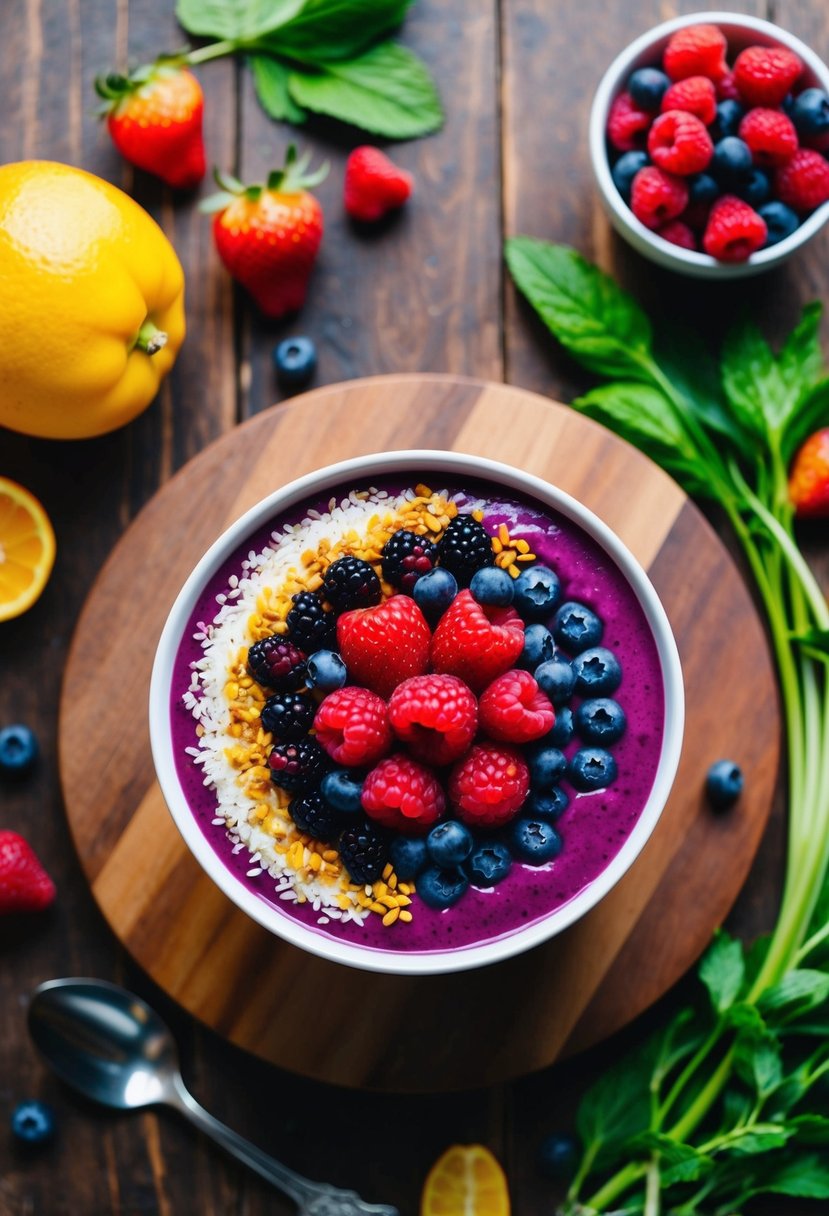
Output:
left=0, top=478, right=56, bottom=621
left=421, top=1144, right=510, bottom=1216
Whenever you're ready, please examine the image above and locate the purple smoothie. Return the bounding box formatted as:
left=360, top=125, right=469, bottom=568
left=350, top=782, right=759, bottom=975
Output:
left=170, top=476, right=665, bottom=957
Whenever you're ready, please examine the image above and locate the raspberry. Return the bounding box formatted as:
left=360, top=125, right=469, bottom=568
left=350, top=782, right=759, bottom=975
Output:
left=338, top=818, right=390, bottom=884
left=738, top=108, right=798, bottom=168
left=388, top=674, right=478, bottom=766
left=449, top=744, right=530, bottom=829
left=630, top=166, right=689, bottom=229
left=289, top=789, right=345, bottom=842
left=648, top=111, right=713, bottom=175
left=314, top=686, right=392, bottom=767
left=361, top=754, right=446, bottom=834
left=381, top=529, right=437, bottom=592
left=430, top=589, right=525, bottom=694
left=436, top=515, right=494, bottom=586
left=657, top=219, right=697, bottom=249
left=606, top=91, right=652, bottom=152
left=663, top=24, right=727, bottom=83
left=261, top=691, right=315, bottom=741
left=268, top=737, right=330, bottom=793
left=0, top=831, right=56, bottom=913
left=774, top=148, right=829, bottom=213
left=322, top=556, right=381, bottom=613
left=733, top=46, right=803, bottom=108
left=286, top=591, right=336, bottom=652
left=702, top=195, right=767, bottom=262
left=716, top=72, right=741, bottom=102
left=478, top=670, right=555, bottom=744
left=661, top=76, right=717, bottom=125
left=247, top=636, right=307, bottom=691
left=337, top=595, right=431, bottom=699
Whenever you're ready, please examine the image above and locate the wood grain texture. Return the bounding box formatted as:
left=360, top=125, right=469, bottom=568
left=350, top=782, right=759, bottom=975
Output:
left=59, top=376, right=778, bottom=1092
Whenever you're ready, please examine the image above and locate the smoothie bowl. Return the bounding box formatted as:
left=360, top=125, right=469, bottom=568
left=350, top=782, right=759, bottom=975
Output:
left=150, top=452, right=684, bottom=975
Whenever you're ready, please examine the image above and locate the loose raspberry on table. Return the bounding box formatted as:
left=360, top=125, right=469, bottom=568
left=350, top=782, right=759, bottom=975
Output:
left=738, top=108, right=798, bottom=168
left=661, top=76, right=717, bottom=126
left=774, top=148, right=829, bottom=213
left=430, top=589, right=525, bottom=694
left=606, top=91, right=652, bottom=152
left=246, top=636, right=307, bottom=691
left=702, top=195, right=767, bottom=261
left=381, top=529, right=437, bottom=593
left=648, top=111, right=713, bottom=175
left=630, top=166, right=689, bottom=229
left=337, top=595, right=431, bottom=699
left=663, top=24, right=727, bottom=83
left=0, top=830, right=56, bottom=914
left=361, top=754, right=446, bottom=834
left=314, top=686, right=392, bottom=767
left=449, top=743, right=530, bottom=829
left=478, top=670, right=555, bottom=745
left=733, top=46, right=803, bottom=108
left=388, top=674, right=478, bottom=766
left=656, top=219, right=697, bottom=249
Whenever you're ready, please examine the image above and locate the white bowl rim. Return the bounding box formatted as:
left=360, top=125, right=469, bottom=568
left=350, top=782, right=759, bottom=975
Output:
left=589, top=10, right=829, bottom=276
left=150, top=450, right=685, bottom=976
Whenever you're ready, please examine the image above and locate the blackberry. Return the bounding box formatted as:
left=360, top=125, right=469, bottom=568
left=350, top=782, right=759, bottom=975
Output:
left=436, top=515, right=493, bottom=586
left=286, top=591, right=336, bottom=652
left=322, top=555, right=381, bottom=613
left=337, top=818, right=389, bottom=884
left=268, top=737, right=330, bottom=793
left=289, top=789, right=345, bottom=842
left=261, top=691, right=315, bottom=741
left=247, top=636, right=307, bottom=691
left=381, top=529, right=437, bottom=592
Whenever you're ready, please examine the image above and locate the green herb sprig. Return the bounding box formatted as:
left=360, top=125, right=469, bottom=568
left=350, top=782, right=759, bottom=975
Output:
left=506, top=239, right=829, bottom=1216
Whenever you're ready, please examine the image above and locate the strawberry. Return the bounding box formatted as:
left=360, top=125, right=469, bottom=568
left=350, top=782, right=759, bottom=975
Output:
left=202, top=147, right=328, bottom=318
left=343, top=146, right=413, bottom=221
left=95, top=61, right=206, bottom=190
left=0, top=831, right=56, bottom=914
left=789, top=428, right=829, bottom=518
left=337, top=595, right=431, bottom=700
left=430, top=589, right=525, bottom=693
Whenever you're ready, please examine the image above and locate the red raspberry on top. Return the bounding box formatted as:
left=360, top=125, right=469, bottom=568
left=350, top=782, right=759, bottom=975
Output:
left=630, top=166, right=689, bottom=229
left=663, top=24, right=727, bottom=83
left=702, top=195, right=767, bottom=262
left=478, top=669, right=554, bottom=744
left=362, top=754, right=445, bottom=835
left=607, top=91, right=652, bottom=152
left=430, top=589, right=524, bottom=694
left=775, top=148, right=829, bottom=213
left=388, top=674, right=477, bottom=766
left=738, top=108, right=798, bottom=168
left=733, top=45, right=803, bottom=107
left=788, top=428, right=829, bottom=519
left=648, top=110, right=713, bottom=175
left=449, top=743, right=530, bottom=829
left=716, top=71, right=741, bottom=102
left=344, top=146, right=413, bottom=222
left=314, top=686, right=392, bottom=767
left=0, top=830, right=56, bottom=914
left=657, top=219, right=697, bottom=250
left=337, top=595, right=431, bottom=700
left=661, top=76, right=717, bottom=126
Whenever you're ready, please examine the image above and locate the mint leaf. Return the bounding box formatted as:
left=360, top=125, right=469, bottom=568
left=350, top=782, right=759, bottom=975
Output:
left=261, top=0, right=413, bottom=62
left=176, top=0, right=300, bottom=40
left=778, top=301, right=825, bottom=400
left=746, top=1152, right=829, bottom=1199
left=760, top=969, right=829, bottom=1024
left=251, top=55, right=306, bottom=122
left=576, top=1035, right=660, bottom=1169
left=720, top=1124, right=792, bottom=1155
left=720, top=319, right=781, bottom=440
left=788, top=1114, right=829, bottom=1145
left=287, top=42, right=442, bottom=138
left=734, top=1032, right=782, bottom=1099
left=699, top=930, right=745, bottom=1013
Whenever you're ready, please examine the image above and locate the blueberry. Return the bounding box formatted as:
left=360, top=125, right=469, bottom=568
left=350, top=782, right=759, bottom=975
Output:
left=537, top=1131, right=579, bottom=1181
left=426, top=820, right=474, bottom=868
left=525, top=786, right=569, bottom=820
left=389, top=835, right=428, bottom=880
left=11, top=1100, right=55, bottom=1145
left=306, top=649, right=347, bottom=692
left=688, top=172, right=720, bottom=206
left=519, top=623, right=556, bottom=671
left=467, top=840, right=513, bottom=887
left=528, top=745, right=567, bottom=789
left=792, top=88, right=829, bottom=137
left=413, top=567, right=458, bottom=625
left=706, top=759, right=743, bottom=810
left=735, top=167, right=771, bottom=208
left=0, top=725, right=38, bottom=777
left=535, top=658, right=575, bottom=707
left=470, top=566, right=514, bottom=607
left=569, top=748, right=618, bottom=791
left=547, top=705, right=574, bottom=747
left=710, top=99, right=745, bottom=142
left=571, top=647, right=622, bottom=696
left=273, top=336, right=317, bottom=390
left=575, top=698, right=627, bottom=745
left=552, top=602, right=603, bottom=653
left=513, top=564, right=561, bottom=621
left=321, top=769, right=364, bottom=813
left=710, top=137, right=753, bottom=187
left=418, top=866, right=469, bottom=909
left=611, top=150, right=649, bottom=202
left=510, top=817, right=562, bottom=864
left=627, top=67, right=670, bottom=111
left=759, top=200, right=800, bottom=247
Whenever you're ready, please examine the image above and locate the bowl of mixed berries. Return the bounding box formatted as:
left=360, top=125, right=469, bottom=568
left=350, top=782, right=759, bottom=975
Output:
left=590, top=11, right=829, bottom=275
left=150, top=451, right=684, bottom=974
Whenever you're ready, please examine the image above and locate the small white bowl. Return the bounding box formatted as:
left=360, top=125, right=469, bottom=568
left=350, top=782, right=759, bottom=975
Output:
left=590, top=10, right=829, bottom=278
left=150, top=451, right=684, bottom=975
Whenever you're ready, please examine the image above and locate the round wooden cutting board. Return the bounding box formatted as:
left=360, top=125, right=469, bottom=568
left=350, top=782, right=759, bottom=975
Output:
left=60, top=375, right=779, bottom=1093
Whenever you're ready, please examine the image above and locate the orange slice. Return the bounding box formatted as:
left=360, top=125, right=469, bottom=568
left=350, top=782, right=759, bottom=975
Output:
left=421, top=1144, right=510, bottom=1216
left=0, top=478, right=56, bottom=621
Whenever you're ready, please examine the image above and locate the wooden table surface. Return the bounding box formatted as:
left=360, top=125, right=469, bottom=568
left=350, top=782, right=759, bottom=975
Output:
left=1, top=2, right=827, bottom=1214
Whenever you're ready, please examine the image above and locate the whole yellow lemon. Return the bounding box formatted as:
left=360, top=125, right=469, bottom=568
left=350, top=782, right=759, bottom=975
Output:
left=0, top=161, right=185, bottom=439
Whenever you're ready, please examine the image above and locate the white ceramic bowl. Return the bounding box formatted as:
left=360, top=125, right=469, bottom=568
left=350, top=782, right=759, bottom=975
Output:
left=150, top=451, right=684, bottom=975
left=589, top=10, right=829, bottom=278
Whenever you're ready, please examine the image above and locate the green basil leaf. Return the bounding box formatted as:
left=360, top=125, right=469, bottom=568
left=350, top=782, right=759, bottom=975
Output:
left=287, top=42, right=442, bottom=138
left=260, top=0, right=413, bottom=62
left=176, top=0, right=300, bottom=40
left=759, top=969, right=829, bottom=1024
left=720, top=319, right=782, bottom=440
left=699, top=930, right=745, bottom=1013
left=251, top=55, right=306, bottom=123
left=746, top=1152, right=829, bottom=1199
left=575, top=1035, right=660, bottom=1168
left=781, top=378, right=829, bottom=464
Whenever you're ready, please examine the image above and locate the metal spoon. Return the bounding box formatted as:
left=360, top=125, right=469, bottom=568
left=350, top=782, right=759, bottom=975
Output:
left=28, top=978, right=399, bottom=1216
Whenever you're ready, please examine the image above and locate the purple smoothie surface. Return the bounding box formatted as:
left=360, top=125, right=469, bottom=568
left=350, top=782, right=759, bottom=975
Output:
left=170, top=476, right=666, bottom=957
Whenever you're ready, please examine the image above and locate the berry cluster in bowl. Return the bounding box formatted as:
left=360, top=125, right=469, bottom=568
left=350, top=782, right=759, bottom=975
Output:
left=606, top=22, right=829, bottom=261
